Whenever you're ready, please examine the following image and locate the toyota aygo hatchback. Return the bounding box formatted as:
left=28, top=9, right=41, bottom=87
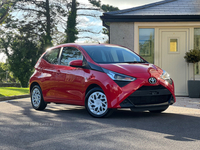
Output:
left=29, top=44, right=175, bottom=117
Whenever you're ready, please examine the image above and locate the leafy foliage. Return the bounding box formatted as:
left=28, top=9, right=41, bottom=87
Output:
left=88, top=0, right=101, bottom=7
left=101, top=4, right=119, bottom=12
left=0, top=0, right=119, bottom=87
left=0, top=62, right=17, bottom=83
left=0, top=0, right=17, bottom=24
left=6, top=0, right=69, bottom=50
left=88, top=0, right=119, bottom=12
left=0, top=31, right=43, bottom=87
left=184, top=49, right=200, bottom=63
left=88, top=0, right=119, bottom=42
left=0, top=0, right=71, bottom=87
left=184, top=49, right=200, bottom=80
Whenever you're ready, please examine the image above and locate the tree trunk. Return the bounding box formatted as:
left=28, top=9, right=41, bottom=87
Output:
left=65, top=0, right=77, bottom=43
left=45, top=0, right=52, bottom=48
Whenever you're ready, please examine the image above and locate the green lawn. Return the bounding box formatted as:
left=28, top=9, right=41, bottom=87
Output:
left=0, top=87, right=29, bottom=97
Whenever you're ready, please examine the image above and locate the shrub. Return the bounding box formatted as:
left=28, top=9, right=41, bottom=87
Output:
left=184, top=49, right=200, bottom=80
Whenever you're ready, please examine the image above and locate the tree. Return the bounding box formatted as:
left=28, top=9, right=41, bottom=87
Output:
left=0, top=0, right=17, bottom=24
left=89, top=0, right=119, bottom=12
left=0, top=0, right=71, bottom=86
left=88, top=0, right=119, bottom=42
left=0, top=62, right=17, bottom=83
left=0, top=62, right=8, bottom=82
left=59, top=0, right=118, bottom=43
left=7, top=0, right=69, bottom=50
left=0, top=31, right=42, bottom=87
left=65, top=0, right=78, bottom=43
left=184, top=49, right=200, bottom=80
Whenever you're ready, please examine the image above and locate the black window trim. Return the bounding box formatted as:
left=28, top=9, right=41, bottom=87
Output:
left=43, top=47, right=61, bottom=65
left=57, top=47, right=63, bottom=65
left=58, top=46, right=84, bottom=67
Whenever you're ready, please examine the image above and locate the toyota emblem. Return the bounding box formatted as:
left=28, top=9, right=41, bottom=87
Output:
left=149, top=77, right=157, bottom=84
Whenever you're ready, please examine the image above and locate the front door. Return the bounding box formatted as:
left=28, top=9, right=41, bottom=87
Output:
left=160, top=29, right=188, bottom=96
left=54, top=46, right=85, bottom=104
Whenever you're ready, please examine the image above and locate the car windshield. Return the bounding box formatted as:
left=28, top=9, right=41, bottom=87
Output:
left=82, top=45, right=146, bottom=64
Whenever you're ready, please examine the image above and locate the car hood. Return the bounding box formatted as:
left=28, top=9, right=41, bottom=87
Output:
left=99, top=63, right=163, bottom=77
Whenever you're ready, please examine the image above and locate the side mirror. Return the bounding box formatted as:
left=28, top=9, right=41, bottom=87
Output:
left=69, top=60, right=83, bottom=67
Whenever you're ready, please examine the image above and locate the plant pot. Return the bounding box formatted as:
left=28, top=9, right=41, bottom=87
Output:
left=188, top=80, right=200, bottom=98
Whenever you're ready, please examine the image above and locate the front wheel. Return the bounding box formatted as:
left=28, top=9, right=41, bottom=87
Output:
left=31, top=85, right=47, bottom=110
left=85, top=87, right=112, bottom=118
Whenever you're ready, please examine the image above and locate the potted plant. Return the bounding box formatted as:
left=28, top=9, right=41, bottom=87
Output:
left=184, top=49, right=200, bottom=98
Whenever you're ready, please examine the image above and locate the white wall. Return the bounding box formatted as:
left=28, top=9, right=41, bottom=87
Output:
left=110, top=22, right=134, bottom=51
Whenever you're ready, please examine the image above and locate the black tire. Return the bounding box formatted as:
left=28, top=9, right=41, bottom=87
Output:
left=85, top=87, right=113, bottom=118
left=31, top=85, right=47, bottom=110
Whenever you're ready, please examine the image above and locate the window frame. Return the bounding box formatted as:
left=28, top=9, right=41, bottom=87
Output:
left=194, top=28, right=200, bottom=75
left=43, top=48, right=61, bottom=65
left=59, top=46, right=84, bottom=66
left=168, top=37, right=180, bottom=54
left=138, top=28, right=155, bottom=64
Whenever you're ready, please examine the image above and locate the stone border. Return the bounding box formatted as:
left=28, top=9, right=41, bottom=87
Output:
left=0, top=95, right=30, bottom=102
left=0, top=83, right=21, bottom=87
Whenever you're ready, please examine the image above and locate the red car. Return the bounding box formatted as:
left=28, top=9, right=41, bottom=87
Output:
left=29, top=44, right=175, bottom=117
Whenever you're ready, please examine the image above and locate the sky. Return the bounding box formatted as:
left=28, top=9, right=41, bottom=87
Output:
left=76, top=0, right=162, bottom=43
left=0, top=0, right=162, bottom=62
left=82, top=0, right=162, bottom=9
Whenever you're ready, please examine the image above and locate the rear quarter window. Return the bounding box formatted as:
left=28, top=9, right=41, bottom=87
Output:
left=43, top=48, right=60, bottom=64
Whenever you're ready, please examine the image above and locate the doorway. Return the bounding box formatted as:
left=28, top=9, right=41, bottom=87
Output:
left=159, top=29, right=189, bottom=96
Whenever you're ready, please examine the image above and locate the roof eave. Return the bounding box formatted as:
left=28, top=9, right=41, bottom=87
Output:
left=101, top=15, right=200, bottom=24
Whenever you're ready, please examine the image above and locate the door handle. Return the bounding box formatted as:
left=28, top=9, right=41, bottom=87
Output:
left=57, top=70, right=61, bottom=74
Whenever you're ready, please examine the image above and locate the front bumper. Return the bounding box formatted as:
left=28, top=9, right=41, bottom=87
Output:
left=120, top=85, right=175, bottom=111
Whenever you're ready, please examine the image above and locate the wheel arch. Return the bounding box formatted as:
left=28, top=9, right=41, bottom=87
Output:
left=30, top=82, right=41, bottom=93
left=85, top=84, right=102, bottom=97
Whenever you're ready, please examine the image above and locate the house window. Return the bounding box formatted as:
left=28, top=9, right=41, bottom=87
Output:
left=170, top=39, right=178, bottom=52
left=139, top=28, right=154, bottom=64
left=194, top=28, right=200, bottom=75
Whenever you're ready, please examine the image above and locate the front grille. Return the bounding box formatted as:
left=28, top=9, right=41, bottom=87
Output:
left=138, top=85, right=166, bottom=90
left=127, top=95, right=171, bottom=105
left=120, top=85, right=172, bottom=107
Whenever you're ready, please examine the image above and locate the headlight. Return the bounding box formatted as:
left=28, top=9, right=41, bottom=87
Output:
left=161, top=70, right=170, bottom=80
left=161, top=70, right=172, bottom=84
left=102, top=68, right=136, bottom=81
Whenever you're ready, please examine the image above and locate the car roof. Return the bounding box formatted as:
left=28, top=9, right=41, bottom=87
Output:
left=46, top=43, right=122, bottom=51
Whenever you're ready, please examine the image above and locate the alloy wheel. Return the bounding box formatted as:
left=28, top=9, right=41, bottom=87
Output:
left=31, top=88, right=41, bottom=108
left=88, top=91, right=108, bottom=116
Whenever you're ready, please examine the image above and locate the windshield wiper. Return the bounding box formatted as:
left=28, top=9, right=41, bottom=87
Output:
left=124, top=61, right=147, bottom=63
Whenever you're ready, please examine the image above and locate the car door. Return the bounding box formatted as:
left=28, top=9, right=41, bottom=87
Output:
left=40, top=48, right=61, bottom=100
left=54, top=47, right=86, bottom=105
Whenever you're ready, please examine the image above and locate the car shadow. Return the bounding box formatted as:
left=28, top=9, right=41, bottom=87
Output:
left=41, top=105, right=200, bottom=142
left=5, top=99, right=200, bottom=143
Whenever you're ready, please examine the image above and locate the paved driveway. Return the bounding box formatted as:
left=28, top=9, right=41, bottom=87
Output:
left=0, top=98, right=200, bottom=150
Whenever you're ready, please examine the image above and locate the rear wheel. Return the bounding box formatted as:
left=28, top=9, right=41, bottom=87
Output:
left=31, top=85, right=47, bottom=110
left=85, top=87, right=112, bottom=118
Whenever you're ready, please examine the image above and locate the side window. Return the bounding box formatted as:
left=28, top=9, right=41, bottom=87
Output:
left=60, top=47, right=83, bottom=66
left=43, top=48, right=60, bottom=64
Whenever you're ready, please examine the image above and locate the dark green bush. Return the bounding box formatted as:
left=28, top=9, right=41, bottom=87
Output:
left=184, top=49, right=200, bottom=63
left=184, top=49, right=200, bottom=80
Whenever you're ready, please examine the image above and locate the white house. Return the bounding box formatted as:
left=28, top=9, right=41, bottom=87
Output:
left=101, top=0, right=200, bottom=96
